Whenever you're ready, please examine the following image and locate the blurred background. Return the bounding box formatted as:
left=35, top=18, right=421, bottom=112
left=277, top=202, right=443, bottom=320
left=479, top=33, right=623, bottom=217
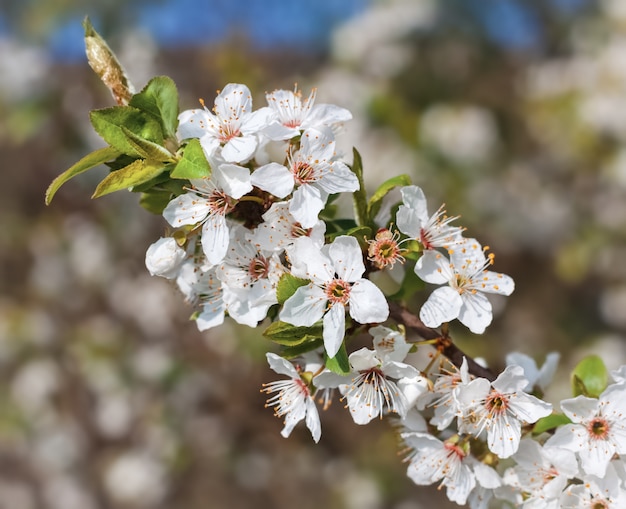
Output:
left=1, top=0, right=624, bottom=507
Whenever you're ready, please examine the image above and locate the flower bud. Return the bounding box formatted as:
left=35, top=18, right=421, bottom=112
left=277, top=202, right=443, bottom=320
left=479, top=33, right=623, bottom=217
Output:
left=145, top=237, right=186, bottom=279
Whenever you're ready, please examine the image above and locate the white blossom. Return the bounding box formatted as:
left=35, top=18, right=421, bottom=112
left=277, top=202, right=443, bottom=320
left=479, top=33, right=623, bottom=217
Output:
left=145, top=237, right=186, bottom=279
left=280, top=236, right=389, bottom=358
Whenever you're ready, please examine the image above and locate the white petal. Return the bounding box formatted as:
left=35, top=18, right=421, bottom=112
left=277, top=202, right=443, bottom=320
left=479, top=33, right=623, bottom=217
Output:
left=213, top=163, right=252, bottom=199
left=544, top=423, right=586, bottom=452
left=279, top=284, right=327, bottom=327
left=241, top=106, right=273, bottom=134
left=162, top=192, right=210, bottom=227
left=221, top=134, right=257, bottom=163
left=414, top=250, right=453, bottom=285
left=290, top=184, right=327, bottom=228
left=177, top=109, right=213, bottom=139
left=289, top=237, right=334, bottom=283
left=560, top=395, right=599, bottom=423
left=487, top=414, right=522, bottom=458
left=349, top=279, right=389, bottom=324
left=419, top=286, right=462, bottom=328
left=507, top=392, right=552, bottom=424
left=266, top=352, right=300, bottom=379
left=302, top=103, right=352, bottom=128
left=196, top=301, right=225, bottom=331
left=396, top=205, right=424, bottom=239
left=250, top=163, right=294, bottom=198
left=328, top=236, right=365, bottom=282
left=214, top=83, right=251, bottom=118
left=475, top=271, right=515, bottom=296
left=305, top=398, right=321, bottom=443
left=578, top=438, right=615, bottom=477
left=348, top=348, right=379, bottom=371
left=300, top=127, right=335, bottom=161
left=201, top=214, right=230, bottom=265
left=314, top=162, right=359, bottom=195
left=323, top=302, right=346, bottom=358
left=458, top=292, right=493, bottom=334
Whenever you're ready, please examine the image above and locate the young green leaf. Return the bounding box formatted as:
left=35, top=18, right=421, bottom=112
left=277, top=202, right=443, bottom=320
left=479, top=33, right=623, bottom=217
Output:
left=571, top=355, right=608, bottom=398
left=121, top=127, right=175, bottom=162
left=276, top=274, right=310, bottom=305
left=351, top=148, right=369, bottom=228
left=92, top=159, right=168, bottom=198
left=90, top=106, right=163, bottom=156
left=279, top=338, right=324, bottom=359
left=263, top=321, right=323, bottom=346
left=83, top=17, right=134, bottom=105
left=170, top=139, right=211, bottom=180
left=139, top=190, right=175, bottom=215
left=367, top=174, right=412, bottom=220
left=129, top=76, right=180, bottom=139
left=45, top=146, right=121, bottom=205
left=532, top=413, right=572, bottom=435
left=325, top=343, right=350, bottom=375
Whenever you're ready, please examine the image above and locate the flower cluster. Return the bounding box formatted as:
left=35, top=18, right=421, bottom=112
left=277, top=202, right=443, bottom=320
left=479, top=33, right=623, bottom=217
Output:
left=46, top=28, right=626, bottom=505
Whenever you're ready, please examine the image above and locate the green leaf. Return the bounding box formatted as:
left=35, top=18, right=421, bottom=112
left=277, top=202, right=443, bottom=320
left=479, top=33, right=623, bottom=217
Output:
left=121, top=127, right=175, bottom=162
left=92, top=159, right=168, bottom=198
left=45, top=146, right=121, bottom=205
left=325, top=343, right=350, bottom=375
left=90, top=106, right=163, bottom=156
left=276, top=274, right=310, bottom=305
left=280, top=338, right=324, bottom=359
left=367, top=174, right=412, bottom=220
left=327, top=225, right=371, bottom=243
left=139, top=190, right=174, bottom=215
left=83, top=16, right=133, bottom=105
left=170, top=139, right=212, bottom=180
left=129, top=76, right=180, bottom=139
left=351, top=148, right=369, bottom=228
left=571, top=355, right=608, bottom=398
left=263, top=321, right=323, bottom=346
left=532, top=413, right=572, bottom=435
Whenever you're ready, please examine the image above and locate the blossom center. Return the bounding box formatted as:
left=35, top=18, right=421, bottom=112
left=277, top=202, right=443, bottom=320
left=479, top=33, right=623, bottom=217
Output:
left=290, top=222, right=311, bottom=238
left=368, top=229, right=405, bottom=269
left=419, top=227, right=435, bottom=250
left=587, top=417, right=610, bottom=440
left=248, top=256, right=270, bottom=281
left=590, top=497, right=609, bottom=509
left=292, top=161, right=317, bottom=184
left=325, top=278, right=351, bottom=305
left=443, top=441, right=466, bottom=460
left=217, top=122, right=241, bottom=143
left=485, top=391, right=509, bottom=415
left=208, top=189, right=235, bottom=215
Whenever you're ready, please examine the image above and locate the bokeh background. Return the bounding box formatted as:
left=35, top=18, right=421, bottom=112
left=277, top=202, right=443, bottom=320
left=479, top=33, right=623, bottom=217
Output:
left=1, top=0, right=625, bottom=507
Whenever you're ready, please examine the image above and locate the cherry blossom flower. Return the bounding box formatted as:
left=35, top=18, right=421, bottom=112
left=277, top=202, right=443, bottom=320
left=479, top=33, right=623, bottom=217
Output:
left=248, top=201, right=326, bottom=254
left=402, top=432, right=476, bottom=506
left=178, top=83, right=272, bottom=163
left=250, top=127, right=359, bottom=228
left=145, top=237, right=186, bottom=279
left=455, top=365, right=552, bottom=459
left=503, top=439, right=578, bottom=508
left=415, top=238, right=515, bottom=333
left=264, top=86, right=352, bottom=141
left=162, top=162, right=252, bottom=266
left=506, top=352, right=560, bottom=395
left=175, top=257, right=226, bottom=331
left=279, top=236, right=389, bottom=358
left=545, top=382, right=626, bottom=477
left=262, top=353, right=321, bottom=443
left=428, top=357, right=472, bottom=431
left=396, top=185, right=464, bottom=251
left=216, top=225, right=284, bottom=327
left=315, top=326, right=428, bottom=424
left=559, top=463, right=626, bottom=508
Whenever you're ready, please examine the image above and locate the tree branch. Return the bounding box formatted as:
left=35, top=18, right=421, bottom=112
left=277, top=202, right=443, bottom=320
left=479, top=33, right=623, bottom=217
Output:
left=388, top=302, right=496, bottom=382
